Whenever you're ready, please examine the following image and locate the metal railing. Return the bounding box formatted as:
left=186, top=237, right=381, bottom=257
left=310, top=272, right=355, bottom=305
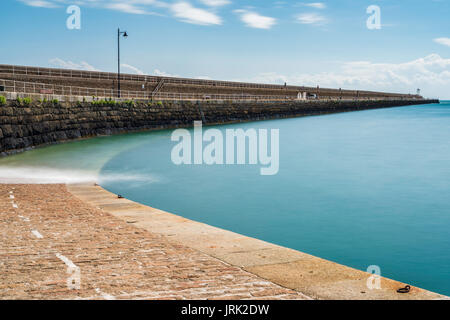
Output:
left=0, top=78, right=302, bottom=101
left=0, top=64, right=297, bottom=90
left=0, top=64, right=418, bottom=98
left=0, top=78, right=424, bottom=102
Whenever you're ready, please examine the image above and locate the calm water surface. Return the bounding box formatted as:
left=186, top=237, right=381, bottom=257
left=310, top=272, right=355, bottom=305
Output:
left=2, top=102, right=449, bottom=295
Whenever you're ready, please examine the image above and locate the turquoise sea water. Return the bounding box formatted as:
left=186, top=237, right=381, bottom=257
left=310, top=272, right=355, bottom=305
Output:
left=1, top=102, right=449, bottom=295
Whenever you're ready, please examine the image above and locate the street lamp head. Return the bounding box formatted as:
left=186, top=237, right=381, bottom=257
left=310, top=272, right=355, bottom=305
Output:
left=117, top=28, right=128, bottom=98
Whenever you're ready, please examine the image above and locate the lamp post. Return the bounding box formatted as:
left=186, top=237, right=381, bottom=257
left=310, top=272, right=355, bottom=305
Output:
left=117, top=28, right=128, bottom=98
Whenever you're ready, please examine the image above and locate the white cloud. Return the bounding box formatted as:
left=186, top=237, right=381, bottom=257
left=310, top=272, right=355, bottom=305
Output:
left=121, top=64, right=145, bottom=75
left=296, top=12, right=328, bottom=25
left=106, top=3, right=148, bottom=14
left=49, top=58, right=99, bottom=71
left=19, top=0, right=58, bottom=8
left=434, top=37, right=450, bottom=47
left=49, top=58, right=182, bottom=78
left=238, top=54, right=450, bottom=98
left=198, top=0, right=230, bottom=7
left=303, top=2, right=326, bottom=9
left=170, top=1, right=222, bottom=25
left=18, top=0, right=166, bottom=14
left=195, top=75, right=212, bottom=80
left=18, top=0, right=223, bottom=24
left=234, top=10, right=277, bottom=29
left=130, top=0, right=160, bottom=4
left=153, top=69, right=179, bottom=77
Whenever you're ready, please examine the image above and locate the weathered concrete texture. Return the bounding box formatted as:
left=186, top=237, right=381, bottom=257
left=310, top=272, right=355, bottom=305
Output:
left=0, top=184, right=309, bottom=300
left=0, top=99, right=438, bottom=155
left=67, top=184, right=447, bottom=300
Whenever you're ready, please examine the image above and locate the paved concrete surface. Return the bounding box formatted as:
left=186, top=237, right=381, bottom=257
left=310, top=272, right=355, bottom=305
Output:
left=67, top=184, right=447, bottom=300
left=0, top=184, right=309, bottom=300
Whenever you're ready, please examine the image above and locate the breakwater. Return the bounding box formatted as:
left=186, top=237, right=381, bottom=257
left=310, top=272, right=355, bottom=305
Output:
left=0, top=98, right=438, bottom=155
left=0, top=64, right=424, bottom=100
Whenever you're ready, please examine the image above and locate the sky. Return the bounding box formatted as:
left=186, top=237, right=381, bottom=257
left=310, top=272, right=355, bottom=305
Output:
left=1, top=0, right=450, bottom=98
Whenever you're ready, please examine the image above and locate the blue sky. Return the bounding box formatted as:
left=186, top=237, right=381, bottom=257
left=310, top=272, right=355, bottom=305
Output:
left=1, top=0, right=450, bottom=98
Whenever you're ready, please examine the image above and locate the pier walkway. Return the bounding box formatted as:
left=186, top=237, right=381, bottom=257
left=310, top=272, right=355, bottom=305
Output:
left=0, top=184, right=308, bottom=300
left=1, top=184, right=445, bottom=300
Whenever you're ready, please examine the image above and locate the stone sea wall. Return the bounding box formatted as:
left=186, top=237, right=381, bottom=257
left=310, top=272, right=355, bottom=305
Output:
left=0, top=99, right=438, bottom=155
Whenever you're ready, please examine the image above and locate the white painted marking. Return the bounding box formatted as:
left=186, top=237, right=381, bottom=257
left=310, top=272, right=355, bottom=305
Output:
left=18, top=215, right=30, bottom=222
left=55, top=253, right=77, bottom=269
left=31, top=230, right=44, bottom=239
left=12, top=203, right=18, bottom=209
left=10, top=195, right=14, bottom=199
left=95, top=288, right=116, bottom=300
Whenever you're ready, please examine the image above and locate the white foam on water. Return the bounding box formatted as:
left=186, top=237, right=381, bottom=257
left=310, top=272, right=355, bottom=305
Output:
left=0, top=167, right=156, bottom=184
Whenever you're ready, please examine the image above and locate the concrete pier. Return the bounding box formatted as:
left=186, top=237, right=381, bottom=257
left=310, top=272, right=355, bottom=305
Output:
left=66, top=184, right=446, bottom=300
left=0, top=98, right=438, bottom=155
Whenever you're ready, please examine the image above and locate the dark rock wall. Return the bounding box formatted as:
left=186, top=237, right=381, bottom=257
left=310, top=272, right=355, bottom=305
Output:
left=0, top=99, right=438, bottom=155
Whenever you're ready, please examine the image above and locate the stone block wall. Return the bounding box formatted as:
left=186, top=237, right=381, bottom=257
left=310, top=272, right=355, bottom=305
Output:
left=0, top=99, right=438, bottom=155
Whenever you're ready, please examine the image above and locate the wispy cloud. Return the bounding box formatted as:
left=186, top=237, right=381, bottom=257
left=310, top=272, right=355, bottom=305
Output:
left=19, top=0, right=58, bottom=8
left=296, top=12, right=328, bottom=25
left=198, top=0, right=231, bottom=7
left=121, top=63, right=145, bottom=75
left=153, top=69, right=179, bottom=77
left=302, top=2, right=326, bottom=9
left=239, top=54, right=450, bottom=98
left=234, top=10, right=277, bottom=29
left=18, top=0, right=227, bottom=24
left=49, top=58, right=99, bottom=71
left=434, top=37, right=450, bottom=47
left=18, top=0, right=166, bottom=15
left=106, top=3, right=148, bottom=15
left=170, top=1, right=222, bottom=25
left=50, top=58, right=182, bottom=78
